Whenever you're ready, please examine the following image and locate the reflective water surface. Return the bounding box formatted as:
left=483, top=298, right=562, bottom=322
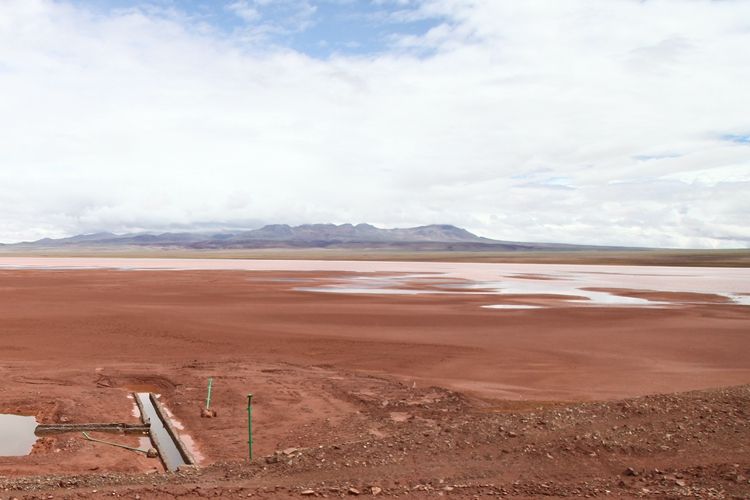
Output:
left=0, top=414, right=37, bottom=456
left=136, top=393, right=187, bottom=471
left=1, top=257, right=748, bottom=308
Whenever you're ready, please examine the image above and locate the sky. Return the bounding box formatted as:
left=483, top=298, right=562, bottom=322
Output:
left=0, top=0, right=749, bottom=248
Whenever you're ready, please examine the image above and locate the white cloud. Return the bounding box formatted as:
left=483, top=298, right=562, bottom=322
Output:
left=0, top=0, right=748, bottom=248
left=226, top=0, right=317, bottom=39
left=227, top=1, right=260, bottom=23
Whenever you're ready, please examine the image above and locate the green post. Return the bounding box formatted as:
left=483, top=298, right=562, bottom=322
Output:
left=205, top=378, right=213, bottom=410
left=247, top=393, right=253, bottom=461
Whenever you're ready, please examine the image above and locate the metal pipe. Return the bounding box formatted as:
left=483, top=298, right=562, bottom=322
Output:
left=247, top=393, right=253, bottom=461
left=81, top=432, right=150, bottom=454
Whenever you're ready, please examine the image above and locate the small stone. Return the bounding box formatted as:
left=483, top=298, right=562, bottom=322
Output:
left=371, top=486, right=382, bottom=495
left=348, top=487, right=360, bottom=495
left=623, top=467, right=638, bottom=477
left=301, top=490, right=315, bottom=496
left=146, top=448, right=159, bottom=458
left=282, top=447, right=299, bottom=456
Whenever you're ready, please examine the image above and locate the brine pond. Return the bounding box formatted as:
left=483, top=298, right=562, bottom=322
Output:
left=1, top=257, right=748, bottom=308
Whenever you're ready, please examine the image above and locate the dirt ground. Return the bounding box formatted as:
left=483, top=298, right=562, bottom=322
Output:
left=0, top=268, right=749, bottom=499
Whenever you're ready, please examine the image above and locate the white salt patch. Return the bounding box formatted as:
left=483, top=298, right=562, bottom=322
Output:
left=3, top=258, right=748, bottom=308
left=178, top=434, right=205, bottom=463
left=162, top=407, right=184, bottom=430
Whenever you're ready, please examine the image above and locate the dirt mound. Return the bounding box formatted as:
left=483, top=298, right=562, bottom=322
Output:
left=1, top=381, right=748, bottom=498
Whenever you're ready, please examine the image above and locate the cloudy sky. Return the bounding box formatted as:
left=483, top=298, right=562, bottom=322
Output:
left=1, top=0, right=749, bottom=248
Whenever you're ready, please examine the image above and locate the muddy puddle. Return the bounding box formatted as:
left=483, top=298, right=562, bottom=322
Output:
left=0, top=414, right=37, bottom=456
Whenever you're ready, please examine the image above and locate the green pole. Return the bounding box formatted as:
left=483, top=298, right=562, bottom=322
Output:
left=205, top=378, right=213, bottom=410
left=247, top=393, right=253, bottom=461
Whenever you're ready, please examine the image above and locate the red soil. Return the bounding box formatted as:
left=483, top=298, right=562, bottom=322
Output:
left=0, top=268, right=748, bottom=498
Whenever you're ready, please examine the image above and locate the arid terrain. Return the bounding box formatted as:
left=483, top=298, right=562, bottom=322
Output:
left=2, top=248, right=750, bottom=268
left=0, top=259, right=749, bottom=499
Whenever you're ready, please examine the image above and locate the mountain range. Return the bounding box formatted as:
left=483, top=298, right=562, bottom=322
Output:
left=0, top=224, right=628, bottom=252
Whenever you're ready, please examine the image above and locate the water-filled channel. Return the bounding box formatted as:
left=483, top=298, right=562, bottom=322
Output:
left=136, top=393, right=187, bottom=471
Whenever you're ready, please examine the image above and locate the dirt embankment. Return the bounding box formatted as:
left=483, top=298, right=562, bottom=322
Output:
left=1, top=366, right=749, bottom=498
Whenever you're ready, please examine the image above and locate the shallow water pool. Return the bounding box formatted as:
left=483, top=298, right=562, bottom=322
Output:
left=0, top=414, right=37, bottom=456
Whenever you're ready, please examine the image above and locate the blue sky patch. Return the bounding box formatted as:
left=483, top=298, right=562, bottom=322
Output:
left=721, top=133, right=750, bottom=145
left=74, top=0, right=445, bottom=57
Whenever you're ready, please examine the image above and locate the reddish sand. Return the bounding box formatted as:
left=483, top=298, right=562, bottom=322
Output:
left=1, top=268, right=748, bottom=401
left=0, top=265, right=749, bottom=497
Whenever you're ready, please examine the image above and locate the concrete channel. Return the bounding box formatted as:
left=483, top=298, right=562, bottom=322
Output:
left=134, top=392, right=196, bottom=472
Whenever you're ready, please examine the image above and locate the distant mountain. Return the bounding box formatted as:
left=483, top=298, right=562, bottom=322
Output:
left=224, top=223, right=490, bottom=244
left=0, top=224, right=629, bottom=252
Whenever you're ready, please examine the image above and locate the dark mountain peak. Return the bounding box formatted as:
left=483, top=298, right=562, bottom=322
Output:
left=386, top=224, right=484, bottom=243
left=4, top=222, right=618, bottom=252
left=66, top=232, right=119, bottom=242
left=250, top=224, right=294, bottom=239
left=423, top=224, right=462, bottom=231
left=412, top=224, right=483, bottom=240
left=8, top=223, right=490, bottom=247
